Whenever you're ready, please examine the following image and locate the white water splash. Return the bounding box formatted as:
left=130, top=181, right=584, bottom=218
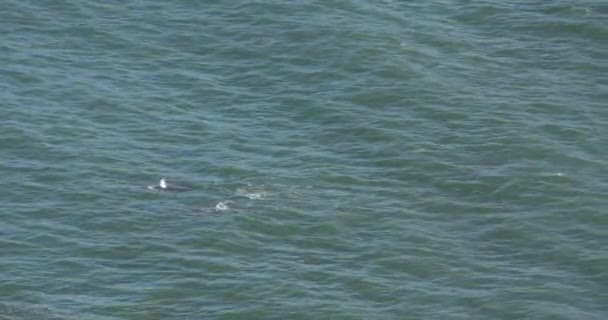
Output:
left=215, top=201, right=231, bottom=211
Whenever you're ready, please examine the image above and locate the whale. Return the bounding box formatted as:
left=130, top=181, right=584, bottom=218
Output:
left=147, top=177, right=191, bottom=192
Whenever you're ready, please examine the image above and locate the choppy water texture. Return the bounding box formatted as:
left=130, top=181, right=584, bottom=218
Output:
left=1, top=1, right=607, bottom=319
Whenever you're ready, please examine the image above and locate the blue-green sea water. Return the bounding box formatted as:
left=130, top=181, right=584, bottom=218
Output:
left=1, top=1, right=607, bottom=319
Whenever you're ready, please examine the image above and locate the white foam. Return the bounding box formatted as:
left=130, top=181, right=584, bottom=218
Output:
left=244, top=192, right=263, bottom=200
left=215, top=201, right=231, bottom=211
left=236, top=188, right=268, bottom=200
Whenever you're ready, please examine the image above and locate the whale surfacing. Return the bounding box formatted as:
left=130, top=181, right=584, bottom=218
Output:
left=147, top=177, right=191, bottom=192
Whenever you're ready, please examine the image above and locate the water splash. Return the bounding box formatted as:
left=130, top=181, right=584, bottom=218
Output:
left=215, top=201, right=231, bottom=211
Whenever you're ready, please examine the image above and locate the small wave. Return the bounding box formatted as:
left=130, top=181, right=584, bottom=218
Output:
left=542, top=172, right=565, bottom=177
left=0, top=302, right=81, bottom=320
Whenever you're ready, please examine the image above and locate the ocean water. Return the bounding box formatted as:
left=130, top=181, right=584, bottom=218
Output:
left=1, top=0, right=607, bottom=319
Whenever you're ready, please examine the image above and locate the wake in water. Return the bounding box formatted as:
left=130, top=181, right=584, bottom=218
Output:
left=235, top=186, right=270, bottom=200
left=199, top=185, right=271, bottom=214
